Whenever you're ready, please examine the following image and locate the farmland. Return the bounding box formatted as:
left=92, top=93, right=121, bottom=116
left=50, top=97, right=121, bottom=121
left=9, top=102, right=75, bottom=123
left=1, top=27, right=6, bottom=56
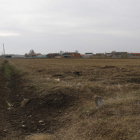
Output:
left=0, top=58, right=140, bottom=140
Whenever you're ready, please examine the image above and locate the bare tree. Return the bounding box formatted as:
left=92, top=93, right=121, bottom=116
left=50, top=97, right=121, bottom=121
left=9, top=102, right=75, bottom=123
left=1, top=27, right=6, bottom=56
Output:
left=25, top=49, right=36, bottom=57
left=25, top=53, right=28, bottom=57
left=75, top=50, right=79, bottom=53
left=29, top=49, right=35, bottom=56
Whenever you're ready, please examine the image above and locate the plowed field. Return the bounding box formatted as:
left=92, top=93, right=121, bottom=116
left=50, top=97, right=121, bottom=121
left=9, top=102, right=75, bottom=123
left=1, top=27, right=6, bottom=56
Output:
left=0, top=58, right=140, bottom=140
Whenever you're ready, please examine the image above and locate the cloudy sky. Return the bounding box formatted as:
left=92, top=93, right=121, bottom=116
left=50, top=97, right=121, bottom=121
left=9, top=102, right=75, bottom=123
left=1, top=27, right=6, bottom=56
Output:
left=0, top=0, right=140, bottom=55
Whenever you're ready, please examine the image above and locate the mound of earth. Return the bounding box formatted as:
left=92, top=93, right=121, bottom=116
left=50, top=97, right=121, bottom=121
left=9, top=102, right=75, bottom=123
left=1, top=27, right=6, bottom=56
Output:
left=9, top=92, right=78, bottom=134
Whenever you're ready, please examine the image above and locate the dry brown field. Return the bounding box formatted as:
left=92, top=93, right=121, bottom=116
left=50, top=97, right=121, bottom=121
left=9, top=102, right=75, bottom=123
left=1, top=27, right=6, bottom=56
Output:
left=1, top=58, right=140, bottom=140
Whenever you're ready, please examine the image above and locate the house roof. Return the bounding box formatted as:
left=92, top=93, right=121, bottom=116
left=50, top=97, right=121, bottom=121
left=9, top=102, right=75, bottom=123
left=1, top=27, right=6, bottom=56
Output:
left=62, top=53, right=80, bottom=55
left=96, top=53, right=104, bottom=54
left=132, top=53, right=140, bottom=54
left=49, top=53, right=60, bottom=54
left=32, top=53, right=41, bottom=56
left=85, top=53, right=93, bottom=54
left=114, top=53, right=121, bottom=55
left=114, top=52, right=127, bottom=54
left=96, top=53, right=104, bottom=55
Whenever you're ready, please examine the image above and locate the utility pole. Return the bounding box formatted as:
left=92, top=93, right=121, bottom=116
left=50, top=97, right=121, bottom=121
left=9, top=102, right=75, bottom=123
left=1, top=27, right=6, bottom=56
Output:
left=3, top=43, right=5, bottom=58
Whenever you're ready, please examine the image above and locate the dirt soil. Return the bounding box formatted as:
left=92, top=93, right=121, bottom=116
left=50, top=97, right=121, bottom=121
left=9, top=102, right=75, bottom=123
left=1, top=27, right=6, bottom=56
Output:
left=0, top=61, right=80, bottom=139
left=0, top=73, right=10, bottom=139
left=1, top=59, right=140, bottom=140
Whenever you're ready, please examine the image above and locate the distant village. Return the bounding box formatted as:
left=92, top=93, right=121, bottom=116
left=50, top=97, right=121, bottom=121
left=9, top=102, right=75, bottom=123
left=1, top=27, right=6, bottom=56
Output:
left=1, top=51, right=140, bottom=59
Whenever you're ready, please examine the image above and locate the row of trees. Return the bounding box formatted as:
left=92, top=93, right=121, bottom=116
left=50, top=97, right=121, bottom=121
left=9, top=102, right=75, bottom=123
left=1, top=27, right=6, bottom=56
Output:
left=25, top=50, right=35, bottom=57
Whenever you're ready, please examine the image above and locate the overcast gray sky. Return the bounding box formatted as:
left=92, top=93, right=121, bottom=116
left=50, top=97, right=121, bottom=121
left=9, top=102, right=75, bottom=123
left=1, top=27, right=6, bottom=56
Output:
left=0, top=0, right=140, bottom=55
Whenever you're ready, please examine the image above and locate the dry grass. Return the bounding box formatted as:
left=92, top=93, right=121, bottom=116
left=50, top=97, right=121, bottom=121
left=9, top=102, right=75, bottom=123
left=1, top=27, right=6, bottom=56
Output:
left=25, top=134, right=56, bottom=140
left=6, top=58, right=140, bottom=140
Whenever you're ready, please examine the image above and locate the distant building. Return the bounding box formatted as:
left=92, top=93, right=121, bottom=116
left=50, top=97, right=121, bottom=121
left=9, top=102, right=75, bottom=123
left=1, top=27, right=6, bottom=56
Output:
left=62, top=52, right=81, bottom=58
left=89, top=53, right=105, bottom=58
left=47, top=53, right=61, bottom=58
left=131, top=53, right=140, bottom=56
left=95, top=53, right=105, bottom=56
left=32, top=53, right=42, bottom=58
left=128, top=53, right=140, bottom=58
left=55, top=56, right=64, bottom=58
left=37, top=55, right=47, bottom=58
left=12, top=55, right=25, bottom=58
left=80, top=54, right=85, bottom=58
left=62, top=53, right=71, bottom=58
left=113, top=52, right=122, bottom=58
left=0, top=54, right=25, bottom=58
left=105, top=53, right=113, bottom=58
left=84, top=53, right=93, bottom=58
left=5, top=55, right=12, bottom=58
left=113, top=52, right=127, bottom=58
left=1, top=54, right=25, bottom=58
left=71, top=53, right=81, bottom=58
